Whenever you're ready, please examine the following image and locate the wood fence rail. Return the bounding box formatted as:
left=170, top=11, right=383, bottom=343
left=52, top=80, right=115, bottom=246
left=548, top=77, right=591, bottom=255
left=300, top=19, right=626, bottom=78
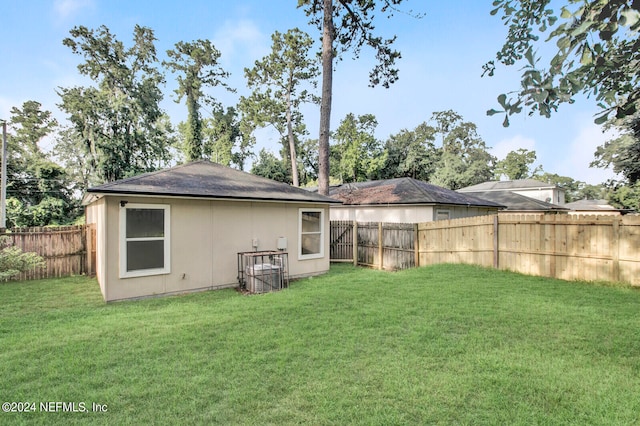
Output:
left=0, top=224, right=96, bottom=281
left=331, top=214, right=640, bottom=285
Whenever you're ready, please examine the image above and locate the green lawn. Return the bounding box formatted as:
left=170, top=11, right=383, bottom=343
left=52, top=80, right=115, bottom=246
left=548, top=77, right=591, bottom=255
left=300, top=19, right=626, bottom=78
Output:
left=1, top=264, right=639, bottom=425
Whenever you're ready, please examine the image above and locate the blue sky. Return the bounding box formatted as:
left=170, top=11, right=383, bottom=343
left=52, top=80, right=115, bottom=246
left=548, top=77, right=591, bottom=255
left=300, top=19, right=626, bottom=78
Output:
left=0, top=0, right=617, bottom=184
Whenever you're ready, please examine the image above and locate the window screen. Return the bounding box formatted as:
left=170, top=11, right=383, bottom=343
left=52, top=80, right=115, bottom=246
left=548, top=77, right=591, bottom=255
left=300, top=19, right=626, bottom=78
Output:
left=120, top=204, right=170, bottom=277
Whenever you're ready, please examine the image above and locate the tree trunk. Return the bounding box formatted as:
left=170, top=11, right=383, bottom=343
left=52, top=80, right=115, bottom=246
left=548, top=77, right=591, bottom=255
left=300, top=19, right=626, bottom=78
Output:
left=285, top=88, right=300, bottom=187
left=186, top=94, right=202, bottom=161
left=318, top=0, right=334, bottom=195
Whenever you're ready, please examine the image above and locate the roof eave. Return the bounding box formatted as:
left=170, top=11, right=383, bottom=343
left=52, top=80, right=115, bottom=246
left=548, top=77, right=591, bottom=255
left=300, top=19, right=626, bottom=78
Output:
left=85, top=189, right=342, bottom=204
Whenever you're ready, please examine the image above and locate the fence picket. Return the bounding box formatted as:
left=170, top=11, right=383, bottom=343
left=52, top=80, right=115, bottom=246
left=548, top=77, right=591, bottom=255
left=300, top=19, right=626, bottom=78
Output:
left=331, top=214, right=640, bottom=285
left=1, top=225, right=95, bottom=281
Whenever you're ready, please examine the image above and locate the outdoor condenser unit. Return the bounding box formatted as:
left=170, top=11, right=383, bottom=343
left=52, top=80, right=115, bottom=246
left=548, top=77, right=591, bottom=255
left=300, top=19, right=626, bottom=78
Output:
left=237, top=251, right=289, bottom=294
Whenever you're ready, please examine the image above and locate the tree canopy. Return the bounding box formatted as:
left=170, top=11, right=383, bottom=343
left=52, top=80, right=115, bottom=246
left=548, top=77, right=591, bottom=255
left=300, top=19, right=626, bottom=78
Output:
left=164, top=40, right=232, bottom=161
left=486, top=0, right=640, bottom=126
left=5, top=101, right=78, bottom=227
left=330, top=113, right=387, bottom=183
left=494, top=148, right=542, bottom=180
left=381, top=122, right=438, bottom=182
left=241, top=28, right=319, bottom=186
left=58, top=25, right=172, bottom=182
left=429, top=111, right=496, bottom=190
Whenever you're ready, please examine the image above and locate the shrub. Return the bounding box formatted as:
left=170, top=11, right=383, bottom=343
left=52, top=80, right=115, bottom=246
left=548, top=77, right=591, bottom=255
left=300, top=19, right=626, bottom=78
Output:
left=0, top=236, right=45, bottom=281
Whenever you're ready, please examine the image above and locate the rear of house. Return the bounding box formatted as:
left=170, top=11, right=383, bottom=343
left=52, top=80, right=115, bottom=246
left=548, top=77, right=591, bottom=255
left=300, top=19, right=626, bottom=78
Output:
left=84, top=161, right=340, bottom=302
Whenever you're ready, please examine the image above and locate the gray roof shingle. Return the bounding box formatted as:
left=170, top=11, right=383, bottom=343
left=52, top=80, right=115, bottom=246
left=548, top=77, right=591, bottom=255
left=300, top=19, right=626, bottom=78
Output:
left=86, top=160, right=340, bottom=204
left=461, top=190, right=568, bottom=212
left=458, top=179, right=559, bottom=192
left=328, top=178, right=504, bottom=208
left=564, top=199, right=618, bottom=211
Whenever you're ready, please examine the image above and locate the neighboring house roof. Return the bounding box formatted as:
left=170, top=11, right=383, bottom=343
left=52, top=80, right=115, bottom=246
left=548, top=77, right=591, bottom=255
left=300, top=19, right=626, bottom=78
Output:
left=328, top=178, right=505, bottom=208
left=565, top=199, right=615, bottom=211
left=458, top=179, right=559, bottom=192
left=564, top=199, right=630, bottom=213
left=85, top=160, right=341, bottom=204
left=461, top=190, right=569, bottom=212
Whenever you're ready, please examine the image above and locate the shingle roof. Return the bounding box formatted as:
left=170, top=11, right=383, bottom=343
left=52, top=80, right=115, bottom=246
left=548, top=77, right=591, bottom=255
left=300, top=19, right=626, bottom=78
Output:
left=458, top=179, right=559, bottom=192
left=461, top=190, right=569, bottom=212
left=328, top=178, right=504, bottom=208
left=564, top=199, right=618, bottom=211
left=86, top=160, right=340, bottom=204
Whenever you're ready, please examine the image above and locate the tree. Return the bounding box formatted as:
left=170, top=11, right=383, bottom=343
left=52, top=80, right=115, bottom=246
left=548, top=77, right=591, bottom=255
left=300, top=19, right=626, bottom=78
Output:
left=331, top=113, right=386, bottom=183
left=4, top=101, right=79, bottom=227
left=592, top=115, right=640, bottom=184
left=486, top=0, right=640, bottom=126
left=200, top=106, right=255, bottom=169
left=8, top=100, right=57, bottom=161
left=381, top=122, right=438, bottom=181
left=429, top=111, right=496, bottom=190
left=251, top=149, right=291, bottom=184
left=607, top=181, right=640, bottom=210
left=242, top=29, right=319, bottom=186
left=494, top=148, right=542, bottom=180
left=58, top=25, right=173, bottom=182
left=298, top=138, right=320, bottom=185
left=298, top=0, right=410, bottom=194
left=52, top=127, right=99, bottom=196
left=592, top=113, right=640, bottom=209
left=164, top=40, right=233, bottom=161
left=202, top=108, right=236, bottom=167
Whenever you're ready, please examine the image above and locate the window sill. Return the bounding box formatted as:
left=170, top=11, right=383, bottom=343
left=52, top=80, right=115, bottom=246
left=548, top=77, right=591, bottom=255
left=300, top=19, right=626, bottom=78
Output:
left=120, top=268, right=171, bottom=279
left=298, top=253, right=323, bottom=261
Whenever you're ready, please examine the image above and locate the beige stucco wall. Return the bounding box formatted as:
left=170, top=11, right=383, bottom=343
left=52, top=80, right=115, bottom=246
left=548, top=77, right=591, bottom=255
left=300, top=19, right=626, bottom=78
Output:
left=330, top=204, right=497, bottom=223
left=89, top=195, right=331, bottom=302
left=85, top=197, right=107, bottom=297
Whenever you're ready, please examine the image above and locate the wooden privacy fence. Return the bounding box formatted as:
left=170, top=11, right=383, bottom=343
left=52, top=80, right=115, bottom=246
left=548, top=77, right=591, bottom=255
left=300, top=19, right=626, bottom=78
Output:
left=331, top=215, right=640, bottom=285
left=330, top=221, right=417, bottom=271
left=0, top=224, right=96, bottom=281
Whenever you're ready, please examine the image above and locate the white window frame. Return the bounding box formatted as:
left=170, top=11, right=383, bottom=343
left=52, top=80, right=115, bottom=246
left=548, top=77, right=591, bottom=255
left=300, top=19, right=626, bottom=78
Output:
left=119, top=203, right=171, bottom=278
left=298, top=208, right=325, bottom=260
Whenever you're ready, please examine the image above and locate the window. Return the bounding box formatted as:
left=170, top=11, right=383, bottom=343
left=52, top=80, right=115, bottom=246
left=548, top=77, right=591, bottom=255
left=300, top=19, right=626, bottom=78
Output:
left=119, top=204, right=170, bottom=278
left=299, top=208, right=324, bottom=260
left=435, top=209, right=451, bottom=221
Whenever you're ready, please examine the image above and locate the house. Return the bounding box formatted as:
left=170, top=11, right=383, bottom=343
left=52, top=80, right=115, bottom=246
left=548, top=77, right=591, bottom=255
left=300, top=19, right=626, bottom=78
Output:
left=327, top=178, right=504, bottom=222
left=458, top=179, right=566, bottom=205
left=456, top=190, right=569, bottom=214
left=83, top=161, right=341, bottom=302
left=565, top=199, right=632, bottom=216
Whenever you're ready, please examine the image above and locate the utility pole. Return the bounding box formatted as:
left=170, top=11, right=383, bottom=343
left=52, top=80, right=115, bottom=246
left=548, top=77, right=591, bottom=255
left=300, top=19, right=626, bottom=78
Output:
left=1, top=120, right=7, bottom=229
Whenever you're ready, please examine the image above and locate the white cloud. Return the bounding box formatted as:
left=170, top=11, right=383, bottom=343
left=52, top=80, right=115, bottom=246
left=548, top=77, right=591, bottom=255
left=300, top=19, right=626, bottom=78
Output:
left=490, top=135, right=537, bottom=160
left=564, top=121, right=618, bottom=184
left=212, top=19, right=268, bottom=68
left=54, top=0, right=94, bottom=19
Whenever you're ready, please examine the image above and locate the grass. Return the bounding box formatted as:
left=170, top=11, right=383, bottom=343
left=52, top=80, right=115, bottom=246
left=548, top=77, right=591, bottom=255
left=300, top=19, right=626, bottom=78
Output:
left=1, top=265, right=639, bottom=425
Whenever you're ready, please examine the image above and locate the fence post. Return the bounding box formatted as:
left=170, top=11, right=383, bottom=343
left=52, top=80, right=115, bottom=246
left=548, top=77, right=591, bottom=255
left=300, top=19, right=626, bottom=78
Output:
left=414, top=223, right=419, bottom=268
left=548, top=214, right=557, bottom=278
left=352, top=221, right=358, bottom=267
left=612, top=218, right=620, bottom=282
left=493, top=215, right=499, bottom=269
left=378, top=222, right=383, bottom=270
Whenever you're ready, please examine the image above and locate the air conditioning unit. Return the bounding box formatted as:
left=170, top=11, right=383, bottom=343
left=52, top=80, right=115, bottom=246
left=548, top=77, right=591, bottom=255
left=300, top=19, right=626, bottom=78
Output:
left=237, top=251, right=289, bottom=294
